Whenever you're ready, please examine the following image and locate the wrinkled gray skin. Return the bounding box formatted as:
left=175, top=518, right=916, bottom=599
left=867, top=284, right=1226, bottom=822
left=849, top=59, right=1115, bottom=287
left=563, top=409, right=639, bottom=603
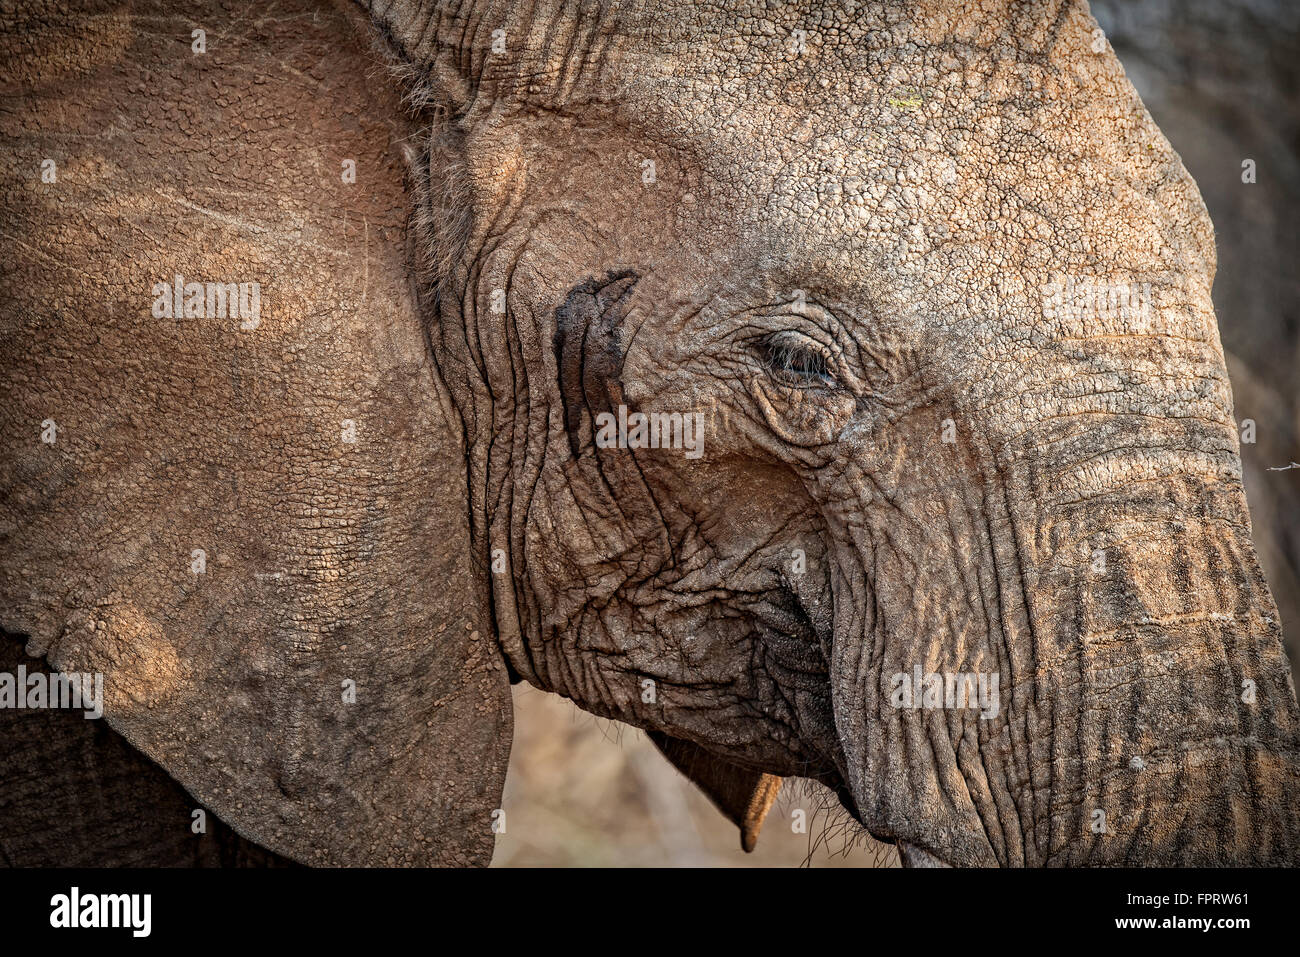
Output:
left=1092, top=0, right=1300, bottom=679
left=2, top=0, right=1298, bottom=867
left=369, top=0, right=1300, bottom=865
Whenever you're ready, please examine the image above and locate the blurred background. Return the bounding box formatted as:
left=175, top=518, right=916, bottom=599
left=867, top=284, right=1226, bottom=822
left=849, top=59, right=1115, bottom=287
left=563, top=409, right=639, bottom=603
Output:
left=493, top=686, right=897, bottom=866
left=493, top=0, right=1300, bottom=867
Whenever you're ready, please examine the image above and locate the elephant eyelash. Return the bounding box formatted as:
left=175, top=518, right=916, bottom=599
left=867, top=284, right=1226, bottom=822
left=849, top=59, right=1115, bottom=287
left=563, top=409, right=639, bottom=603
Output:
left=760, top=334, right=838, bottom=388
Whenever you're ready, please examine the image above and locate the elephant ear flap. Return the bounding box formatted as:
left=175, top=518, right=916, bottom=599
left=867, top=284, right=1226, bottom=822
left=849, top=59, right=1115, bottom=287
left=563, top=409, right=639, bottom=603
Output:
left=0, top=1, right=512, bottom=865
left=648, top=732, right=782, bottom=852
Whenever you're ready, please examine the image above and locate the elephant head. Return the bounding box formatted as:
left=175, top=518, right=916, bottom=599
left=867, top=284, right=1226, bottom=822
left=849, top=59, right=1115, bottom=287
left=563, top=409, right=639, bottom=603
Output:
left=2, top=0, right=1298, bottom=866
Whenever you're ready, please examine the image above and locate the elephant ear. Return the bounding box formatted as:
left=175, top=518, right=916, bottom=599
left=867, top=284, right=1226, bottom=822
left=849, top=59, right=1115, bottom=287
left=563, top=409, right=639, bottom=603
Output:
left=0, top=0, right=512, bottom=865
left=647, top=732, right=782, bottom=852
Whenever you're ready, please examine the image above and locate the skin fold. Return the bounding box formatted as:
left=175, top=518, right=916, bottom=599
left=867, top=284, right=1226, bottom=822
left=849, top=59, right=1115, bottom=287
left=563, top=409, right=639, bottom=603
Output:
left=1, top=0, right=1297, bottom=866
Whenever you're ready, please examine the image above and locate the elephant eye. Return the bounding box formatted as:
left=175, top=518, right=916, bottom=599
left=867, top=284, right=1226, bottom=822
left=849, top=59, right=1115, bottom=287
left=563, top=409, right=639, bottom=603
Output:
left=761, top=333, right=836, bottom=388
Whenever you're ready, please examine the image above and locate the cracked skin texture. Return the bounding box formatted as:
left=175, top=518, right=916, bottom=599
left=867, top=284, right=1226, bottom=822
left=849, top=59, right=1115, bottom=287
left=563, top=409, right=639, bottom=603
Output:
left=1, top=0, right=510, bottom=866
left=366, top=0, right=1300, bottom=864
left=1, top=0, right=1298, bottom=866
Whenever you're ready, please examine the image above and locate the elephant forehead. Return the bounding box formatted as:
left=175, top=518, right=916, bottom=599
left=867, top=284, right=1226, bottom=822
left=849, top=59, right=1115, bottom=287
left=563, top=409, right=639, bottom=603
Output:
left=477, top=3, right=1216, bottom=345
left=485, top=4, right=1206, bottom=305
left=639, top=54, right=1186, bottom=249
left=473, top=2, right=1211, bottom=281
left=676, top=105, right=1182, bottom=269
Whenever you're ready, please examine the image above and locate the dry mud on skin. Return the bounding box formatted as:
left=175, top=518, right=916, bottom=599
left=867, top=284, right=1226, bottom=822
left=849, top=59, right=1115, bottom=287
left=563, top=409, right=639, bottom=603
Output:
left=1, top=0, right=1299, bottom=867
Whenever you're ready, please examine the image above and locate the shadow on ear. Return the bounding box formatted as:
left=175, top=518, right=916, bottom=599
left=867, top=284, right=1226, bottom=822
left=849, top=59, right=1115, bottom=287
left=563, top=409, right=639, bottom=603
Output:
left=0, top=0, right=512, bottom=866
left=0, top=630, right=297, bottom=867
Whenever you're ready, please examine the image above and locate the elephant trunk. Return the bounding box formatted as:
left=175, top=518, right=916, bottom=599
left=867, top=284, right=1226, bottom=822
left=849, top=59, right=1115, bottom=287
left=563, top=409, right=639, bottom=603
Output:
left=830, top=364, right=1300, bottom=865
left=1026, top=494, right=1300, bottom=865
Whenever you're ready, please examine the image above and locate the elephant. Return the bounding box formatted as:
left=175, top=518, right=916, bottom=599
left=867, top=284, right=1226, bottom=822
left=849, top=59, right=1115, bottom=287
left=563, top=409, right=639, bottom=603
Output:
left=1089, top=0, right=1300, bottom=683
left=2, top=0, right=1298, bottom=867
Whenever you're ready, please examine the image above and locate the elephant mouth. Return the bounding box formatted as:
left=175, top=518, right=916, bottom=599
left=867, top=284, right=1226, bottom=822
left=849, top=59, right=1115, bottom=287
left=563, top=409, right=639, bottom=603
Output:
left=831, top=781, right=955, bottom=867
left=746, top=583, right=830, bottom=678
left=897, top=841, right=953, bottom=868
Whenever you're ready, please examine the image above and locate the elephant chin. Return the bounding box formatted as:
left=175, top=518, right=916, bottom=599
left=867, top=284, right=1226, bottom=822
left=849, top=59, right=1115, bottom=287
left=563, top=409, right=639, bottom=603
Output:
left=897, top=841, right=952, bottom=868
